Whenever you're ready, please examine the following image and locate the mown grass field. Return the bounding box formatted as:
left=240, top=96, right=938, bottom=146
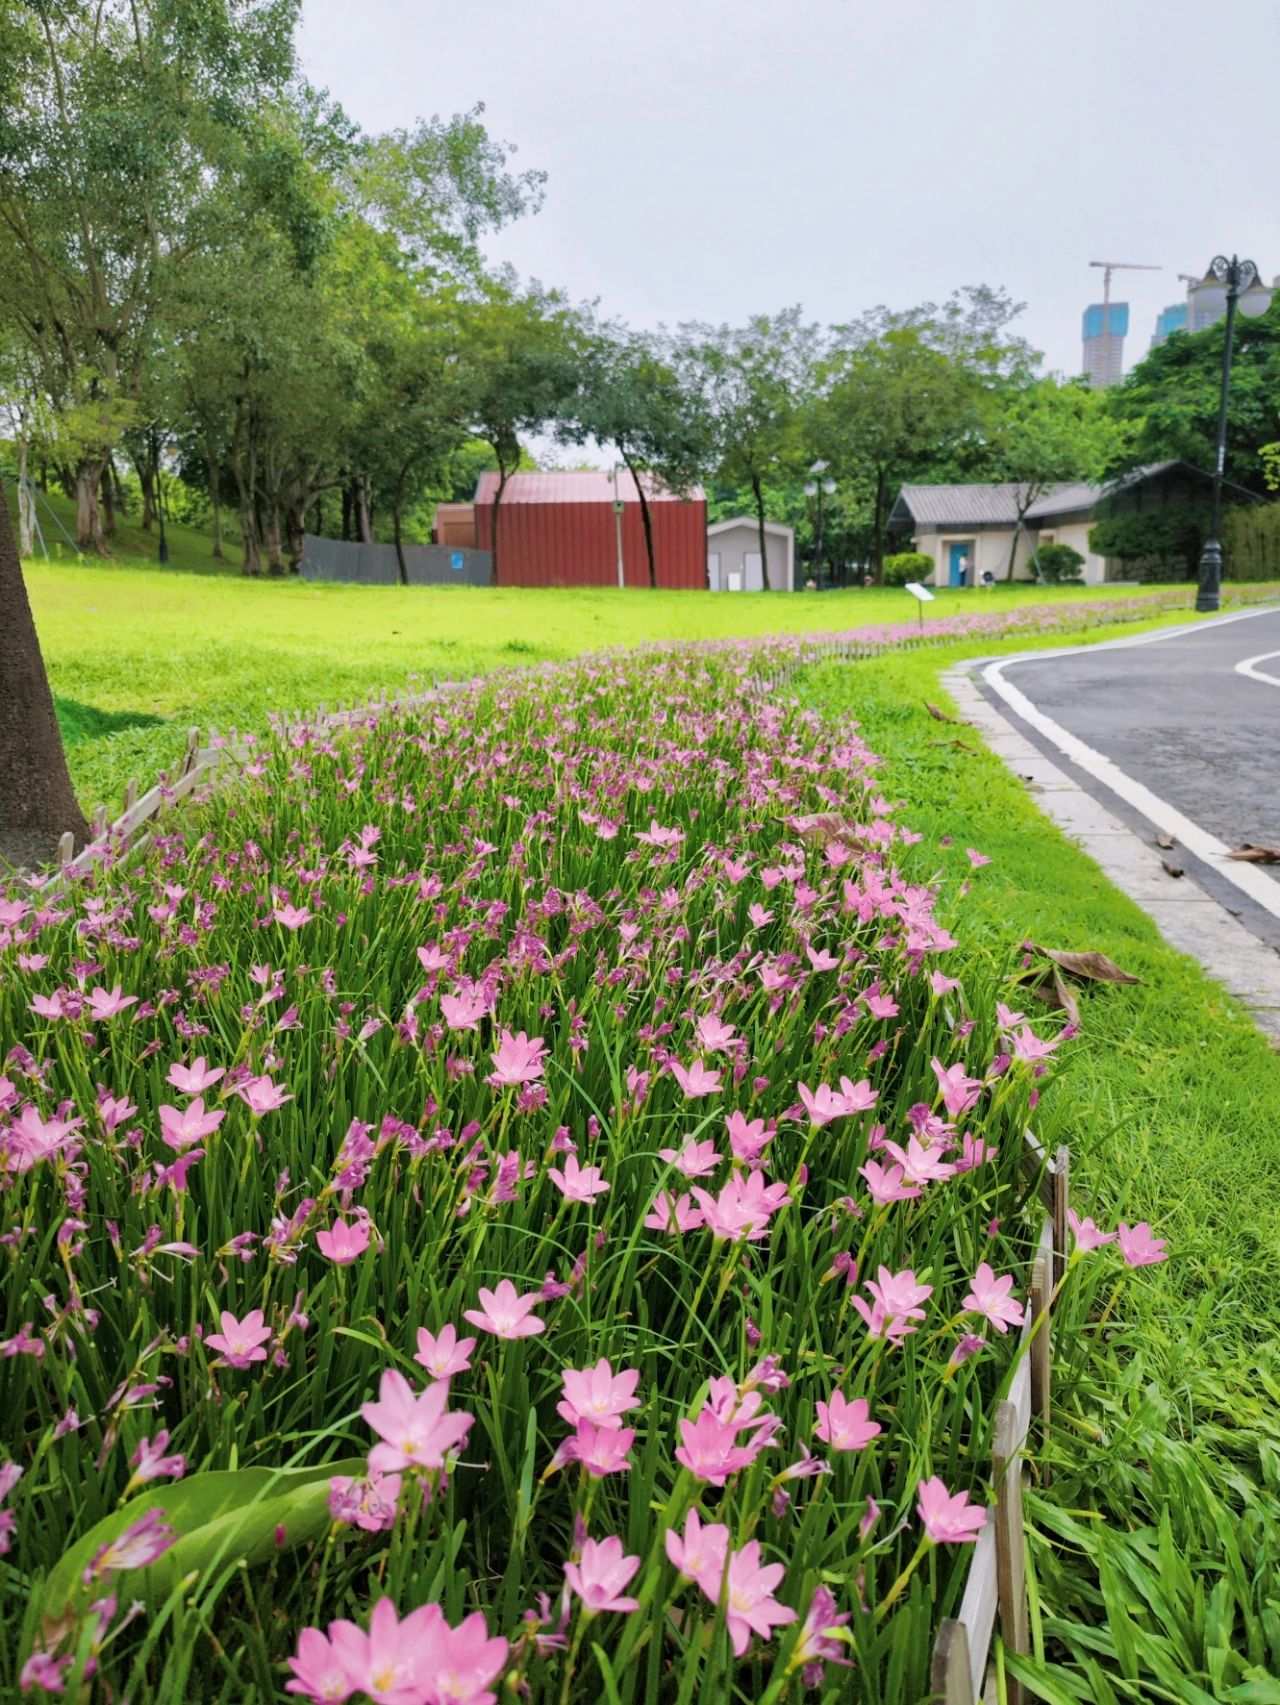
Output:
left=806, top=645, right=1280, bottom=1700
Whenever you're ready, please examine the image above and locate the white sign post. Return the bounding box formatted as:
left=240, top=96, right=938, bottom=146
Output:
left=904, top=581, right=936, bottom=630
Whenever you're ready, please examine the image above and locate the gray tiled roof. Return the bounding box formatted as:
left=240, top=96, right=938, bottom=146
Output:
left=894, top=483, right=1079, bottom=527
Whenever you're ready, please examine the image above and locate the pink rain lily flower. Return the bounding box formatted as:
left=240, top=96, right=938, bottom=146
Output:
left=272, top=902, right=313, bottom=929
left=1067, top=1209, right=1116, bottom=1252
left=852, top=1267, right=933, bottom=1342
left=1010, top=1024, right=1060, bottom=1062
left=725, top=1110, right=772, bottom=1163
left=328, top=1470, right=402, bottom=1533
left=962, top=1263, right=1027, bottom=1334
left=669, top=1057, right=722, bottom=1098
left=84, top=1506, right=176, bottom=1583
left=674, top=1408, right=761, bottom=1485
left=793, top=1586, right=853, bottom=1686
left=665, top=1508, right=730, bottom=1586
left=814, top=1391, right=882, bottom=1453
left=860, top=1159, right=921, bottom=1205
left=882, top=1134, right=956, bottom=1187
left=463, top=1279, right=546, bottom=1339
left=316, top=1218, right=372, bottom=1265
left=128, top=1430, right=187, bottom=1485
left=86, top=985, right=138, bottom=1021
left=838, top=1076, right=879, bottom=1112
left=931, top=1057, right=984, bottom=1117
left=796, top=1082, right=848, bottom=1127
left=547, top=1153, right=610, bottom=1203
left=702, top=1539, right=797, bottom=1656
left=205, top=1307, right=273, bottom=1368
left=695, top=1013, right=737, bottom=1052
left=643, top=1191, right=705, bottom=1234
left=159, top=1097, right=226, bottom=1153
left=1117, top=1221, right=1168, bottom=1267
left=361, top=1368, right=474, bottom=1473
left=657, top=1137, right=721, bottom=1179
left=965, top=847, right=992, bottom=867
left=166, top=1056, right=225, bottom=1094
left=554, top=1418, right=636, bottom=1478
left=441, top=988, right=490, bottom=1032
left=414, top=1324, right=476, bottom=1382
left=3, top=1105, right=82, bottom=1172
left=234, top=1074, right=293, bottom=1116
left=917, top=1476, right=988, bottom=1544
left=691, top=1170, right=790, bottom=1243
left=285, top=1625, right=355, bottom=1702
left=558, top=1360, right=641, bottom=1428
left=487, top=1029, right=547, bottom=1088
left=564, top=1535, right=641, bottom=1613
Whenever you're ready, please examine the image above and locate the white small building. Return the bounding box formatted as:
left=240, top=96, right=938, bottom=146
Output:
left=706, top=517, right=795, bottom=592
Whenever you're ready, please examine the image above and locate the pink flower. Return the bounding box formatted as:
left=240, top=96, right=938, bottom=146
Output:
left=316, top=1218, right=371, bottom=1265
left=3, top=1105, right=81, bottom=1172
left=700, top=1539, right=796, bottom=1656
left=1067, top=1209, right=1115, bottom=1252
left=414, top=1324, right=476, bottom=1382
left=691, top=1170, right=790, bottom=1243
left=166, top=1056, right=225, bottom=1094
left=328, top=1469, right=402, bottom=1533
left=657, top=1137, right=721, bottom=1178
left=1010, top=1024, right=1059, bottom=1061
left=813, top=1391, right=881, bottom=1453
left=234, top=1074, right=293, bottom=1116
left=674, top=1408, right=759, bottom=1485
left=290, top=1599, right=507, bottom=1705
left=859, top=1159, right=921, bottom=1205
left=361, top=1368, right=474, bottom=1472
left=128, top=1430, right=186, bottom=1485
left=554, top=1418, right=635, bottom=1478
left=953, top=1132, right=996, bottom=1172
left=917, top=1476, right=987, bottom=1544
left=564, top=1535, right=640, bottom=1613
left=547, top=1153, right=610, bottom=1202
left=725, top=1111, right=772, bottom=1163
left=665, top=1508, right=730, bottom=1584
left=851, top=1267, right=933, bottom=1342
left=84, top=1506, right=176, bottom=1583
left=930, top=970, right=962, bottom=995
left=961, top=1263, right=1026, bottom=1334
left=416, top=1607, right=508, bottom=1705
left=558, top=1360, right=641, bottom=1428
left=285, top=1625, right=355, bottom=1702
left=19, top=1652, right=73, bottom=1694
left=635, top=820, right=684, bottom=848
left=796, top=1082, right=847, bottom=1127
left=669, top=1057, right=722, bottom=1098
left=87, top=985, right=138, bottom=1020
left=882, top=1135, right=956, bottom=1186
left=206, top=1307, right=272, bottom=1368
left=793, top=1586, right=852, bottom=1686
left=441, top=988, right=490, bottom=1032
left=158, top=1097, right=226, bottom=1153
left=965, top=848, right=991, bottom=867
left=273, top=902, right=313, bottom=929
left=1117, top=1221, right=1167, bottom=1267
left=487, top=1029, right=547, bottom=1087
left=643, top=1191, right=704, bottom=1234
left=463, top=1279, right=546, bottom=1339
left=695, top=1013, right=737, bottom=1052
left=931, top=1057, right=983, bottom=1117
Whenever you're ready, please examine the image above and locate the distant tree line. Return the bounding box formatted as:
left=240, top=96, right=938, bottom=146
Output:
left=3, top=3, right=1279, bottom=591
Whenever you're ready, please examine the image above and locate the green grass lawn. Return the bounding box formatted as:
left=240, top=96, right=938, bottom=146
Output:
left=23, top=545, right=1220, bottom=816
left=805, top=642, right=1280, bottom=1700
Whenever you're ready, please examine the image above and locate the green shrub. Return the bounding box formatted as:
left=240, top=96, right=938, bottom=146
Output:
left=1088, top=503, right=1210, bottom=580
left=1028, top=541, right=1085, bottom=584
left=882, top=550, right=933, bottom=587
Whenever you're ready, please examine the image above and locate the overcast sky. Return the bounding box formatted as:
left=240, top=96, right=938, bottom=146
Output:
left=299, top=0, right=1280, bottom=382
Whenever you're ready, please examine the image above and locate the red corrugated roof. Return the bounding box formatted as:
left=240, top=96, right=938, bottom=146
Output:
left=473, top=470, right=704, bottom=505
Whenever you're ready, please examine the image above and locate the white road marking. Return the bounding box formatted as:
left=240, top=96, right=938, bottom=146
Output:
left=983, top=608, right=1280, bottom=923
left=1237, top=649, right=1280, bottom=689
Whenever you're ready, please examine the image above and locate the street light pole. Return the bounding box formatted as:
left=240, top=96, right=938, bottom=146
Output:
left=805, top=460, right=835, bottom=586
left=1194, top=255, right=1270, bottom=612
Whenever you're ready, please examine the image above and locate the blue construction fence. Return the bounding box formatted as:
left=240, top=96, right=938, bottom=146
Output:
left=299, top=534, right=492, bottom=587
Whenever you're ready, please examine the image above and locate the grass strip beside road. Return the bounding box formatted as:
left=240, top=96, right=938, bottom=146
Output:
left=804, top=639, right=1280, bottom=1701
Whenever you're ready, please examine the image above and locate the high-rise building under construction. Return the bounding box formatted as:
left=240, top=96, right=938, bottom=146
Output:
left=1081, top=301, right=1129, bottom=388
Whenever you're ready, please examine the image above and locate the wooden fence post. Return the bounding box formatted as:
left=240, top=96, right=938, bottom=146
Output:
left=56, top=831, right=74, bottom=865
left=1052, top=1144, right=1070, bottom=1286
left=991, top=1402, right=1029, bottom=1705
left=1028, top=1239, right=1051, bottom=1432
left=930, top=1620, right=976, bottom=1705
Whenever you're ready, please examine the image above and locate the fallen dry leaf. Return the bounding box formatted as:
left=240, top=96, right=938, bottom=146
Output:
left=1029, top=945, right=1142, bottom=986
left=1227, top=843, right=1280, bottom=864
left=925, top=702, right=958, bottom=724
left=1161, top=859, right=1185, bottom=879
left=1155, top=833, right=1175, bottom=850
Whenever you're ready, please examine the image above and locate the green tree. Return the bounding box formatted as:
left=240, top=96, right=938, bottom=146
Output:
left=679, top=309, right=820, bottom=590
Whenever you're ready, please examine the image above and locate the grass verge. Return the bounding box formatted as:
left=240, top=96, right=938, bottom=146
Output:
left=804, top=638, right=1280, bottom=1700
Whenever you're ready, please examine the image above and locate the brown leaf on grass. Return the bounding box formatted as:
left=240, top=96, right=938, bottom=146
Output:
left=1018, top=965, right=1082, bottom=1025
left=1161, top=859, right=1185, bottom=879
left=925, top=702, right=958, bottom=723
left=1028, top=945, right=1142, bottom=986
left=1155, top=833, right=1175, bottom=850
left=929, top=738, right=978, bottom=754
left=1227, top=843, right=1280, bottom=864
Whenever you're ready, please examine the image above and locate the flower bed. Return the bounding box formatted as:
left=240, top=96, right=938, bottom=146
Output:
left=1, top=647, right=1165, bottom=1702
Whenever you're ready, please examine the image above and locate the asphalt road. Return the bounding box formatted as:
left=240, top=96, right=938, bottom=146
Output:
left=998, top=607, right=1280, bottom=886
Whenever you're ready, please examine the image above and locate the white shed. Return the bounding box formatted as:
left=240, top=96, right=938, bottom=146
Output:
left=706, top=517, right=795, bottom=592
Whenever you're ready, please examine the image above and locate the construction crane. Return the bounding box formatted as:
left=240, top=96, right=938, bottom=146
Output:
left=1088, top=260, right=1161, bottom=385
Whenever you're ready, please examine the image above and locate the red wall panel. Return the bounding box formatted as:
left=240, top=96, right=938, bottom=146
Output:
left=474, top=498, right=707, bottom=589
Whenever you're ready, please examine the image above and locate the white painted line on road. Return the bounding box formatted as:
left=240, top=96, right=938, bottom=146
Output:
left=983, top=637, right=1280, bottom=924
left=1237, top=649, right=1280, bottom=689
left=979, top=601, right=1280, bottom=676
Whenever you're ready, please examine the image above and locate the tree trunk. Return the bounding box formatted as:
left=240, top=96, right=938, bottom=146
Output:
left=285, top=504, right=306, bottom=574
left=74, top=459, right=108, bottom=554
left=872, top=469, right=887, bottom=581
left=234, top=470, right=262, bottom=577
left=620, top=448, right=657, bottom=588
left=392, top=461, right=413, bottom=586
left=490, top=466, right=509, bottom=588
left=206, top=431, right=224, bottom=560
left=138, top=459, right=156, bottom=531
left=0, top=481, right=89, bottom=866
left=341, top=482, right=354, bottom=542
left=16, top=436, right=34, bottom=559
left=357, top=476, right=374, bottom=546
left=750, top=473, right=771, bottom=591
left=100, top=465, right=116, bottom=538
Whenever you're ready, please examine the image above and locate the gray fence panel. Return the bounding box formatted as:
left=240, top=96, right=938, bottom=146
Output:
left=299, top=535, right=491, bottom=587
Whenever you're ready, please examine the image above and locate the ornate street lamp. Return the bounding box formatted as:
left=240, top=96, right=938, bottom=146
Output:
left=1193, top=256, right=1272, bottom=612
left=803, top=459, right=836, bottom=585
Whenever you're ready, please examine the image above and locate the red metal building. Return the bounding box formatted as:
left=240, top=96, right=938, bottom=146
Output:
left=472, top=470, right=707, bottom=589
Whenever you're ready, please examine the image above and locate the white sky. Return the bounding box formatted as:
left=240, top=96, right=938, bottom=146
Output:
left=299, top=0, right=1280, bottom=381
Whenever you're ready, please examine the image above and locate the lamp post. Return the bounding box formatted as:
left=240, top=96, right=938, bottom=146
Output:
left=1193, top=255, right=1272, bottom=612
left=803, top=459, right=836, bottom=586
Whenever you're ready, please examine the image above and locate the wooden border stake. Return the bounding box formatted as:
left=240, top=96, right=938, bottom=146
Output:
left=991, top=1402, right=1029, bottom=1705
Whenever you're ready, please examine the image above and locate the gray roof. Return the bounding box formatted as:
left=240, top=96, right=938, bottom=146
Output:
left=893, top=462, right=1228, bottom=532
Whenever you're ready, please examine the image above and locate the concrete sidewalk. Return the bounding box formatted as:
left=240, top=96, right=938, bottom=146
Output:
left=944, top=660, right=1280, bottom=1044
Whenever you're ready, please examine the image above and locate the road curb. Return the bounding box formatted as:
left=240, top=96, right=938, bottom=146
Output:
left=943, top=661, right=1280, bottom=1045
